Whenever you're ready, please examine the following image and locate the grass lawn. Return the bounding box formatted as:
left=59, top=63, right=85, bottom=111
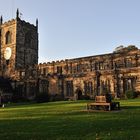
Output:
left=0, top=99, right=140, bottom=140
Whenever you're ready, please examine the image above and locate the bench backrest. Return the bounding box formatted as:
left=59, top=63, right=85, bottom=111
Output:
left=95, top=96, right=107, bottom=103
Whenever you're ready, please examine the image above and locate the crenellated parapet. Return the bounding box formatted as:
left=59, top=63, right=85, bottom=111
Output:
left=38, top=46, right=140, bottom=78
left=0, top=19, right=16, bottom=27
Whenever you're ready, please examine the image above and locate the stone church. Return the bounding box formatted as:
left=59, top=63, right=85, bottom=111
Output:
left=0, top=10, right=140, bottom=102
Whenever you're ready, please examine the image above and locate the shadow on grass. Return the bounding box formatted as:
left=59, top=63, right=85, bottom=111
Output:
left=121, top=105, right=140, bottom=110
left=0, top=99, right=140, bottom=139
left=0, top=112, right=140, bottom=140
left=4, top=100, right=84, bottom=109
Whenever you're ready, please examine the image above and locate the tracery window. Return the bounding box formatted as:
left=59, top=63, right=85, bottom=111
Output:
left=90, top=62, right=95, bottom=71
left=57, top=66, right=62, bottom=74
left=76, top=64, right=81, bottom=72
left=40, top=80, right=49, bottom=93
left=115, top=60, right=124, bottom=68
left=5, top=31, right=12, bottom=44
left=99, top=62, right=104, bottom=70
left=66, top=81, right=73, bottom=96
left=125, top=58, right=132, bottom=67
left=43, top=68, right=47, bottom=75
left=84, top=81, right=93, bottom=95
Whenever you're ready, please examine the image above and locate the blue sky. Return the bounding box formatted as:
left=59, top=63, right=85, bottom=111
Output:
left=0, top=0, right=140, bottom=62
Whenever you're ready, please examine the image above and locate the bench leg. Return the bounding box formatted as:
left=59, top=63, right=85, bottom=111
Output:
left=117, top=103, right=120, bottom=110
left=109, top=105, right=111, bottom=111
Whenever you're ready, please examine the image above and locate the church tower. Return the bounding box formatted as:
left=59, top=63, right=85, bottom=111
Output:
left=0, top=9, right=38, bottom=78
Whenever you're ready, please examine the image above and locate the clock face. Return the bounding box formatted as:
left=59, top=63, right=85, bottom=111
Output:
left=4, top=47, right=12, bottom=60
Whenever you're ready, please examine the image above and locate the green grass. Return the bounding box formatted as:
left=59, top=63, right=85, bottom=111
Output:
left=0, top=99, right=140, bottom=140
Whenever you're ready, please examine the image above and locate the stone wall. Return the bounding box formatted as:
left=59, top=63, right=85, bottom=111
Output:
left=1, top=13, right=140, bottom=100
left=0, top=15, right=38, bottom=100
left=0, top=19, right=17, bottom=77
left=16, top=18, right=38, bottom=70
left=38, top=46, right=140, bottom=99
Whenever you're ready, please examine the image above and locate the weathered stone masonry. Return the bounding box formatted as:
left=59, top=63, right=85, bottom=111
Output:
left=0, top=10, right=38, bottom=100
left=38, top=46, right=140, bottom=99
left=0, top=10, right=140, bottom=101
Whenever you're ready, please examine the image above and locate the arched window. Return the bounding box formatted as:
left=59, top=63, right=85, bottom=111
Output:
left=84, top=81, right=93, bottom=95
left=5, top=31, right=12, bottom=44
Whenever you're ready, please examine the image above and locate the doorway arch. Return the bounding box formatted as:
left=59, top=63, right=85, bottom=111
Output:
left=75, top=89, right=83, bottom=100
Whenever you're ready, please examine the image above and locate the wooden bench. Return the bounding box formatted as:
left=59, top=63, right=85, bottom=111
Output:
left=87, top=95, right=120, bottom=111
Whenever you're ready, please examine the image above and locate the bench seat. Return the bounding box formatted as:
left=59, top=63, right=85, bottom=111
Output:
left=87, top=96, right=120, bottom=111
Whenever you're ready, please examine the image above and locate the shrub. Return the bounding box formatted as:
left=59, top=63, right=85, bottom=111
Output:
left=125, top=90, right=137, bottom=99
left=49, top=94, right=64, bottom=102
left=36, top=92, right=49, bottom=103
left=12, top=91, right=27, bottom=103
left=79, top=95, right=90, bottom=100
left=135, top=91, right=140, bottom=97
